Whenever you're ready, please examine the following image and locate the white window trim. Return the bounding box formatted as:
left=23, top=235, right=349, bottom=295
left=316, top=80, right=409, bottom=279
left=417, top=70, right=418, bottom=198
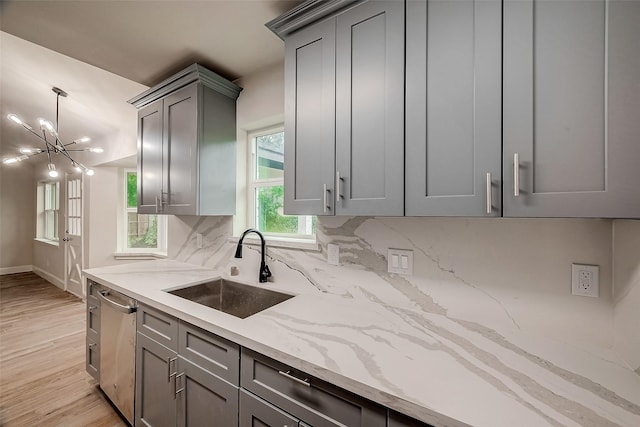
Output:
left=35, top=180, right=60, bottom=245
left=117, top=168, right=167, bottom=256
left=246, top=126, right=316, bottom=242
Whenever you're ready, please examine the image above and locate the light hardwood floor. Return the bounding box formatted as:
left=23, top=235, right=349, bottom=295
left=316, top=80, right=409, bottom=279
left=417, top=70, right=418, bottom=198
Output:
left=0, top=272, right=126, bottom=427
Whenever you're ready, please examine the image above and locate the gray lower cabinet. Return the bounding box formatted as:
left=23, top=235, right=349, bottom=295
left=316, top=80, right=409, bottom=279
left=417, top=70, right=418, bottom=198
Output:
left=503, top=0, right=640, bottom=217
left=177, top=356, right=239, bottom=427
left=283, top=0, right=404, bottom=216
left=405, top=0, right=502, bottom=216
left=135, top=331, right=177, bottom=427
left=85, top=280, right=101, bottom=380
left=135, top=303, right=240, bottom=426
left=240, top=390, right=299, bottom=427
left=388, top=410, right=433, bottom=427
left=131, top=64, right=241, bottom=216
left=240, top=348, right=386, bottom=427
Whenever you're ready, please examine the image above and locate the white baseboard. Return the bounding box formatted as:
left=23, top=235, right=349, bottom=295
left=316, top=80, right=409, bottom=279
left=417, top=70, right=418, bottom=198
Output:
left=0, top=265, right=33, bottom=275
left=32, top=267, right=65, bottom=290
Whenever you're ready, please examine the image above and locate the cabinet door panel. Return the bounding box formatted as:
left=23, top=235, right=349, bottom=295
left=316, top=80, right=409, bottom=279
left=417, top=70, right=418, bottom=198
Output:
left=137, top=100, right=163, bottom=214
left=240, top=390, right=299, bottom=427
left=177, top=357, right=239, bottom=427
left=405, top=0, right=502, bottom=216
left=335, top=0, right=404, bottom=215
left=504, top=0, right=640, bottom=217
left=284, top=19, right=336, bottom=215
left=135, top=332, right=177, bottom=427
left=164, top=83, right=198, bottom=214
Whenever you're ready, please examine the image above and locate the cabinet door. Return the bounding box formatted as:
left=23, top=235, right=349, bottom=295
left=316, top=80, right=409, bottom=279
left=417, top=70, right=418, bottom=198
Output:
left=388, top=410, right=434, bottom=427
left=405, top=0, right=502, bottom=216
left=163, top=83, right=199, bottom=215
left=176, top=357, right=239, bottom=427
left=504, top=0, right=640, bottom=217
left=135, top=332, right=177, bottom=427
left=335, top=0, right=404, bottom=216
left=239, top=390, right=299, bottom=427
left=283, top=18, right=336, bottom=215
left=137, top=99, right=164, bottom=214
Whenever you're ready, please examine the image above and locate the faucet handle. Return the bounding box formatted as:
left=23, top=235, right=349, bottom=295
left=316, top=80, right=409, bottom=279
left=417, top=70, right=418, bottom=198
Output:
left=260, top=264, right=272, bottom=282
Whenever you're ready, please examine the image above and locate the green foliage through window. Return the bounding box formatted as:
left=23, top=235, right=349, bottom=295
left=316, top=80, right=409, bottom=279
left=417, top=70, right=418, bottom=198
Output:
left=127, top=172, right=137, bottom=208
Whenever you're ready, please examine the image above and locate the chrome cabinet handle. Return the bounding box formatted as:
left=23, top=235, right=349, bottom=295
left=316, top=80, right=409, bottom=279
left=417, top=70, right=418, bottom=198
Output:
left=278, top=370, right=310, bottom=387
left=155, top=195, right=160, bottom=213
left=486, top=172, right=492, bottom=214
left=88, top=342, right=97, bottom=348
left=513, top=152, right=520, bottom=197
left=97, top=290, right=137, bottom=314
left=323, top=184, right=328, bottom=213
left=167, top=356, right=177, bottom=382
left=336, top=171, right=343, bottom=204
left=88, top=305, right=97, bottom=311
left=175, top=372, right=185, bottom=398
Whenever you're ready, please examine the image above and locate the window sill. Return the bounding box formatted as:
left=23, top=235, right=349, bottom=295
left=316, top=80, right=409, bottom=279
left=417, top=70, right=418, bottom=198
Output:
left=228, top=236, right=319, bottom=252
left=113, top=252, right=167, bottom=260
left=34, top=238, right=59, bottom=247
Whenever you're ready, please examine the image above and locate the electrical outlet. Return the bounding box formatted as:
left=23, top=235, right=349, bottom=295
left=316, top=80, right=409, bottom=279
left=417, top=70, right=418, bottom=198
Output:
left=571, top=263, right=599, bottom=297
left=327, top=244, right=340, bottom=265
left=388, top=249, right=413, bottom=275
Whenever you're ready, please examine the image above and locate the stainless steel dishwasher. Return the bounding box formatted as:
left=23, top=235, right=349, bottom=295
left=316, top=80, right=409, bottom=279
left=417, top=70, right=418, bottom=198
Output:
left=97, top=287, right=137, bottom=425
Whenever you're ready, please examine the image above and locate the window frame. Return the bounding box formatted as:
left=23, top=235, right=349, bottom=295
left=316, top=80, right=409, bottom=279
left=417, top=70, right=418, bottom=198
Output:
left=119, top=168, right=167, bottom=255
left=41, top=181, right=59, bottom=243
left=246, top=126, right=315, bottom=241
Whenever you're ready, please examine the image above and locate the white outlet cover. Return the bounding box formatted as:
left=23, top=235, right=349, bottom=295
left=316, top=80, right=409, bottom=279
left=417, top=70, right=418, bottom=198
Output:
left=571, top=263, right=599, bottom=297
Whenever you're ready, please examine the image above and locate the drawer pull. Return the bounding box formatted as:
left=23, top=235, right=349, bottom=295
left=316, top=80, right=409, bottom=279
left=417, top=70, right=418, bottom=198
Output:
left=278, top=370, right=310, bottom=387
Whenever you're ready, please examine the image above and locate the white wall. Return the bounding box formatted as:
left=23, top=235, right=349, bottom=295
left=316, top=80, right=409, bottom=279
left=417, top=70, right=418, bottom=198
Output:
left=31, top=166, right=67, bottom=288
left=613, top=220, right=640, bottom=372
left=232, top=62, right=284, bottom=235
left=0, top=162, right=35, bottom=273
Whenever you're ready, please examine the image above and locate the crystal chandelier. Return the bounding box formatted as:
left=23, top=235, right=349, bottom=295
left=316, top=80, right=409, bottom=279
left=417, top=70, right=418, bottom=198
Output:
left=3, top=87, right=103, bottom=177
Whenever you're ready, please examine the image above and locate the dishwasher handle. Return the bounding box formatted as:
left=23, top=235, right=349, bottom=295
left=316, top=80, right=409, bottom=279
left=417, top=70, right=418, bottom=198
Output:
left=98, top=290, right=137, bottom=314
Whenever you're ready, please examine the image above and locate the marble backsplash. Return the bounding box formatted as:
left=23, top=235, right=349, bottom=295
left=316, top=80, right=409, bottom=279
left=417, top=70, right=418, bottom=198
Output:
left=167, top=215, right=622, bottom=354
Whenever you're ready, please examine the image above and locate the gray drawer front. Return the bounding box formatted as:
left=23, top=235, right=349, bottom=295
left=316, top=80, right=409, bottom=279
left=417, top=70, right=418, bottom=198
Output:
left=137, top=303, right=179, bottom=351
left=240, top=390, right=299, bottom=427
left=389, top=410, right=434, bottom=427
left=86, top=299, right=100, bottom=341
left=87, top=279, right=102, bottom=301
left=179, top=321, right=240, bottom=385
left=86, top=339, right=99, bottom=381
left=241, top=348, right=385, bottom=427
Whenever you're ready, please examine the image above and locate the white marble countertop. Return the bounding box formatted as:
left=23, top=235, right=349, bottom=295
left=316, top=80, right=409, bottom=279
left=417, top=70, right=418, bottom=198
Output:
left=84, top=259, right=640, bottom=427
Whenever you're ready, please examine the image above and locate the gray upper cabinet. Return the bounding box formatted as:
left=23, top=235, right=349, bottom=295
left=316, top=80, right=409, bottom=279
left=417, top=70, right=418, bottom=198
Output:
left=405, top=0, right=502, bottom=216
left=283, top=18, right=336, bottom=215
left=503, top=0, right=640, bottom=218
left=280, top=0, right=404, bottom=216
left=130, top=63, right=242, bottom=216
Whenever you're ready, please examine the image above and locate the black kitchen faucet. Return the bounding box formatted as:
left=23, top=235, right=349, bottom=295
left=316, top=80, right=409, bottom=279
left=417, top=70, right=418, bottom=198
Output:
left=235, top=228, right=272, bottom=283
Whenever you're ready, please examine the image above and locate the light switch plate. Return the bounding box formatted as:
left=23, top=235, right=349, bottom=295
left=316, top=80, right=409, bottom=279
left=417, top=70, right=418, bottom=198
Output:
left=388, top=249, right=413, bottom=275
left=571, top=263, right=599, bottom=297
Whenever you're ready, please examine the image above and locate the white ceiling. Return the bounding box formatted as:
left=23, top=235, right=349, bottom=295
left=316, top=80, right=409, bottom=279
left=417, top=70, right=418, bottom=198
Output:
left=0, top=0, right=302, bottom=164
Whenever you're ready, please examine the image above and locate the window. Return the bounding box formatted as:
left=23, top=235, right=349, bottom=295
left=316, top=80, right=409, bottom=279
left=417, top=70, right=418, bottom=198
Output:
left=121, top=170, right=166, bottom=253
left=42, top=181, right=59, bottom=241
left=248, top=128, right=315, bottom=239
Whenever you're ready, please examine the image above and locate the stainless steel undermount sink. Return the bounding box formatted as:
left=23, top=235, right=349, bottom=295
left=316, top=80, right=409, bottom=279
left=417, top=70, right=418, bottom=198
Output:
left=166, top=278, right=294, bottom=319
